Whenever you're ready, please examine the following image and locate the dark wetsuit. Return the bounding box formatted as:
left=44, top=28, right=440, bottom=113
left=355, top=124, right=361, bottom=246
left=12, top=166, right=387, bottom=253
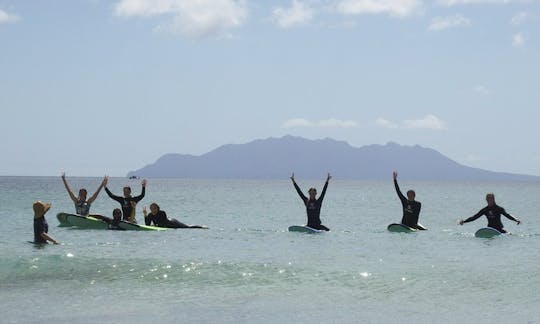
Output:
left=394, top=179, right=423, bottom=229
left=33, top=216, right=48, bottom=244
left=145, top=210, right=204, bottom=229
left=293, top=181, right=330, bottom=231
left=105, top=186, right=145, bottom=222
left=93, top=215, right=125, bottom=230
left=463, top=205, right=517, bottom=233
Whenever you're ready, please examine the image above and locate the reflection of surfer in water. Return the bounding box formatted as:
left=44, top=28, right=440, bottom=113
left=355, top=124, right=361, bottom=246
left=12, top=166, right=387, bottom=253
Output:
left=459, top=193, right=521, bottom=233
left=290, top=173, right=331, bottom=231
left=393, top=171, right=425, bottom=230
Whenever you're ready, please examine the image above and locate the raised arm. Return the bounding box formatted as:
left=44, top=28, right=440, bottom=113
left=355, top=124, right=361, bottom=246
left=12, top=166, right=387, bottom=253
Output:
left=393, top=171, right=406, bottom=202
left=132, top=179, right=147, bottom=203
left=291, top=173, right=307, bottom=202
left=61, top=172, right=77, bottom=204
left=87, top=176, right=107, bottom=204
left=318, top=173, right=331, bottom=202
left=104, top=186, right=123, bottom=203
left=143, top=206, right=152, bottom=226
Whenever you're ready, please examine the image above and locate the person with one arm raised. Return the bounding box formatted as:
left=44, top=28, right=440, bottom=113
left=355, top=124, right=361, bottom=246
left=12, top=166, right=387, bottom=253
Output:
left=61, top=172, right=107, bottom=216
left=459, top=193, right=521, bottom=233
left=393, top=171, right=426, bottom=230
left=104, top=177, right=147, bottom=223
left=290, top=172, right=331, bottom=231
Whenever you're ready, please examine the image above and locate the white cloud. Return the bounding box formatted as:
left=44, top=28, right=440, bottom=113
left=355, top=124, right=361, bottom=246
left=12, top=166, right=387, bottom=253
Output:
left=512, top=32, right=525, bottom=47
left=511, top=11, right=533, bottom=25
left=376, top=115, right=448, bottom=130
left=0, top=9, right=20, bottom=24
left=336, top=0, right=424, bottom=18
left=282, top=118, right=358, bottom=128
left=438, top=0, right=521, bottom=5
left=114, top=0, right=248, bottom=38
left=428, top=14, right=471, bottom=31
left=474, top=85, right=491, bottom=95
left=273, top=0, right=314, bottom=28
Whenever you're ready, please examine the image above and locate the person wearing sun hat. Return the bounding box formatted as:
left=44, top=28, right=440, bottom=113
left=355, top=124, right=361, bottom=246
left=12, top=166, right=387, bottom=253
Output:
left=33, top=201, right=59, bottom=244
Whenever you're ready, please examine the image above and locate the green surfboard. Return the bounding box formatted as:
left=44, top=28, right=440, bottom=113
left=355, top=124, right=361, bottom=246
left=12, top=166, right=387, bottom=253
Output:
left=65, top=214, right=109, bottom=229
left=475, top=227, right=502, bottom=238
left=387, top=223, right=416, bottom=233
left=118, top=221, right=168, bottom=231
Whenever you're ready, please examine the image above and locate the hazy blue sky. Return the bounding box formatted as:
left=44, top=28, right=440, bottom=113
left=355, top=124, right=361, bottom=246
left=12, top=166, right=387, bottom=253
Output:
left=1, top=0, right=538, bottom=176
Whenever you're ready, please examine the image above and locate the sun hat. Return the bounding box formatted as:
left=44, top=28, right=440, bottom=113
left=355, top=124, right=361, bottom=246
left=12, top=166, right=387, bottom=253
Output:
left=33, top=201, right=51, bottom=219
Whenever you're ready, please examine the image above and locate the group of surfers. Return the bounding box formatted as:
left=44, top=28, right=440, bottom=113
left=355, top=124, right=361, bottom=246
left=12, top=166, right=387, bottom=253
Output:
left=33, top=172, right=522, bottom=244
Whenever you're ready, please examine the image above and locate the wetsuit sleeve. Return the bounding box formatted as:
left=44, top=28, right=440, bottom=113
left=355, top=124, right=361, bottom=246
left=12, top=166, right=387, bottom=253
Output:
left=293, top=182, right=307, bottom=203
left=500, top=207, right=518, bottom=222
left=105, top=187, right=123, bottom=203
left=394, top=179, right=407, bottom=204
left=132, top=186, right=146, bottom=203
left=318, top=181, right=329, bottom=203
left=463, top=208, right=485, bottom=223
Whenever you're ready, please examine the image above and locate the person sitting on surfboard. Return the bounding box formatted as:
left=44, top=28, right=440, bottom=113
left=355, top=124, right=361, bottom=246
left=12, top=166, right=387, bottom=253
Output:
left=459, top=193, right=521, bottom=233
left=61, top=172, right=107, bottom=216
left=290, top=172, right=331, bottom=231
left=143, top=203, right=208, bottom=229
left=393, top=171, right=425, bottom=230
left=104, top=177, right=146, bottom=223
left=33, top=201, right=59, bottom=244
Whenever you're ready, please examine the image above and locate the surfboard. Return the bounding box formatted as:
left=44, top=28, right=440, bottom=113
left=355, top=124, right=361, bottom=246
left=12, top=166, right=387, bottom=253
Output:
left=57, top=213, right=73, bottom=227
left=288, top=225, right=323, bottom=234
left=387, top=223, right=417, bottom=233
left=475, top=227, right=503, bottom=238
left=118, top=221, right=168, bottom=231
left=63, top=214, right=109, bottom=230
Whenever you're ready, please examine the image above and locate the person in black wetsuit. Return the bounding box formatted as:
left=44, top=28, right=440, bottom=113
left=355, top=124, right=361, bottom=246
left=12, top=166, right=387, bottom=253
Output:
left=291, top=172, right=331, bottom=231
left=459, top=193, right=521, bottom=233
left=143, top=203, right=207, bottom=229
left=92, top=208, right=125, bottom=230
left=33, top=201, right=59, bottom=244
left=393, top=171, right=425, bottom=230
left=104, top=177, right=146, bottom=223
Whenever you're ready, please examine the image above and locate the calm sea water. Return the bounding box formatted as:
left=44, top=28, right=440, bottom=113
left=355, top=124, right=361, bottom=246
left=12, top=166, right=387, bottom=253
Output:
left=1, top=176, right=539, bottom=323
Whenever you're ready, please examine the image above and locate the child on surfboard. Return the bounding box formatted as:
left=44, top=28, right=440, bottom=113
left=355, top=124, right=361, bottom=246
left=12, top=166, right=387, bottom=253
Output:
left=393, top=171, right=426, bottom=230
left=143, top=203, right=208, bottom=229
left=33, top=201, right=60, bottom=244
left=290, top=172, right=331, bottom=231
left=61, top=172, right=107, bottom=216
left=459, top=193, right=521, bottom=233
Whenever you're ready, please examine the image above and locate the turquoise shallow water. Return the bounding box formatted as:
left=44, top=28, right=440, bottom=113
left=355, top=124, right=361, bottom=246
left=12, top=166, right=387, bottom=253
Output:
left=1, top=177, right=539, bottom=323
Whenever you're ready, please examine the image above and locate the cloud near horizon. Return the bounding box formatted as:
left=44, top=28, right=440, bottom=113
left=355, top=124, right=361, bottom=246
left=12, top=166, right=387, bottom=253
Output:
left=0, top=9, right=20, bottom=24
left=376, top=115, right=448, bottom=130
left=428, top=14, right=471, bottom=31
left=282, top=118, right=359, bottom=128
left=336, top=0, right=424, bottom=18
left=114, top=0, right=248, bottom=38
left=272, top=0, right=314, bottom=28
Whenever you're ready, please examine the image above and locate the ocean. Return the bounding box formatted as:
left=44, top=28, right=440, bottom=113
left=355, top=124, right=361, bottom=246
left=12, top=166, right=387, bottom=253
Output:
left=1, top=176, right=539, bottom=323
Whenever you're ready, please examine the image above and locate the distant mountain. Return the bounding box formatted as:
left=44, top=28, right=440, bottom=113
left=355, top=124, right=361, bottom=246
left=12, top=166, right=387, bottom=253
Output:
left=128, top=136, right=539, bottom=181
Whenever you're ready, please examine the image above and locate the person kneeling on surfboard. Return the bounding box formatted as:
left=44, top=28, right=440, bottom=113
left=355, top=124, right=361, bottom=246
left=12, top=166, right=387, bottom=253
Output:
left=33, top=201, right=60, bottom=244
left=143, top=203, right=207, bottom=229
left=459, top=193, right=521, bottom=233
left=92, top=208, right=125, bottom=230
left=393, top=171, right=425, bottom=230
left=61, top=172, right=107, bottom=216
left=290, top=173, right=331, bottom=231
left=105, top=178, right=146, bottom=223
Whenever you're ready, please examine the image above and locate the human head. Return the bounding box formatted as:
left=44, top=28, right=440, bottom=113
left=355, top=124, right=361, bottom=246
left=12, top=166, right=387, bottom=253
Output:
left=407, top=190, right=416, bottom=201
left=486, top=193, right=495, bottom=206
left=308, top=187, right=317, bottom=200
left=78, top=188, right=87, bottom=201
left=149, top=203, right=160, bottom=215
left=112, top=208, right=122, bottom=220
left=33, top=201, right=51, bottom=219
left=123, top=186, right=132, bottom=198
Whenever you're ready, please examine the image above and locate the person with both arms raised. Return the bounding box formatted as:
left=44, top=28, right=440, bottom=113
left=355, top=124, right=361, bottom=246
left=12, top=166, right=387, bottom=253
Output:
left=104, top=177, right=147, bottom=223
left=459, top=193, right=521, bottom=233
left=393, top=171, right=426, bottom=230
left=61, top=172, right=107, bottom=216
left=290, top=172, right=331, bottom=231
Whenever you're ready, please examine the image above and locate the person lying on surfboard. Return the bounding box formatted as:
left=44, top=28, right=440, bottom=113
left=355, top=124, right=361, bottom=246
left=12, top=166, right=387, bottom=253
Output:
left=92, top=208, right=125, bottom=230
left=143, top=203, right=208, bottom=229
left=290, top=172, right=331, bottom=231
left=459, top=193, right=521, bottom=233
left=61, top=172, right=107, bottom=216
left=33, top=201, right=59, bottom=244
left=393, top=171, right=425, bottom=230
left=104, top=177, right=146, bottom=223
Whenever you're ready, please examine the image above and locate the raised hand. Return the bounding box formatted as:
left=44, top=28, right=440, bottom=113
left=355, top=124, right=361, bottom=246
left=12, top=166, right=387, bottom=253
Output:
left=103, top=176, right=109, bottom=187
left=326, top=173, right=332, bottom=182
left=141, top=179, right=147, bottom=187
left=290, top=173, right=295, bottom=182
left=143, top=206, right=148, bottom=216
left=393, top=171, right=398, bottom=180
left=61, top=172, right=66, bottom=179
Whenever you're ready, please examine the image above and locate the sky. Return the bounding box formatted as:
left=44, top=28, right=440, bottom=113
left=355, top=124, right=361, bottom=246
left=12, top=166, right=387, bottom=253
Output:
left=0, top=0, right=539, bottom=177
